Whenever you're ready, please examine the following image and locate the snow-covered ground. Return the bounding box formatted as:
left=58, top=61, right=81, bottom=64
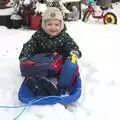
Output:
left=0, top=2, right=120, bottom=120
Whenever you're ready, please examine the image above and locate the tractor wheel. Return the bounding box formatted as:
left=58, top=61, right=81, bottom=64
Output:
left=103, top=12, right=117, bottom=24
left=82, top=10, right=90, bottom=23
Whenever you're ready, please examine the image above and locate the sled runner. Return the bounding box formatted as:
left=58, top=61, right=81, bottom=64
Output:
left=18, top=53, right=82, bottom=105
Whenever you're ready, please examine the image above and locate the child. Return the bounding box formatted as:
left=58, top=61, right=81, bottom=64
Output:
left=19, top=7, right=82, bottom=96
left=19, top=7, right=81, bottom=61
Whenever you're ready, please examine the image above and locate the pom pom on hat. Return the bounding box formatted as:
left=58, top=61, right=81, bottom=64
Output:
left=42, top=7, right=64, bottom=31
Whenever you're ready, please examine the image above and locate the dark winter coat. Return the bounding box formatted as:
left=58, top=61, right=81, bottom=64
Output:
left=19, top=27, right=81, bottom=60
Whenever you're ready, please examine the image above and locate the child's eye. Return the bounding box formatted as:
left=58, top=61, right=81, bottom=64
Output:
left=55, top=24, right=59, bottom=26
left=47, top=23, right=52, bottom=26
left=55, top=23, right=60, bottom=27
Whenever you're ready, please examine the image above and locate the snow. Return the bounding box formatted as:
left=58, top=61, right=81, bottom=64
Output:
left=0, top=2, right=120, bottom=120
left=0, top=7, right=15, bottom=15
left=10, top=14, right=22, bottom=20
left=34, top=3, right=47, bottom=14
left=46, top=0, right=81, bottom=3
left=61, top=0, right=81, bottom=3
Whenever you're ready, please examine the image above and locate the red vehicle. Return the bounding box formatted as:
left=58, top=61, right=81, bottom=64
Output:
left=82, top=3, right=117, bottom=24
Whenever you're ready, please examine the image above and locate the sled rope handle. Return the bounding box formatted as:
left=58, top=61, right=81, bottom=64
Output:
left=0, top=96, right=63, bottom=120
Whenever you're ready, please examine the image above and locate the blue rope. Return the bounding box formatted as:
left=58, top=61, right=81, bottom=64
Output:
left=13, top=105, right=29, bottom=120
left=0, top=96, right=63, bottom=120
left=0, top=105, right=27, bottom=109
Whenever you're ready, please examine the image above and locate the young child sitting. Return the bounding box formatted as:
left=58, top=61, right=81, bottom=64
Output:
left=19, top=7, right=81, bottom=61
left=19, top=7, right=82, bottom=96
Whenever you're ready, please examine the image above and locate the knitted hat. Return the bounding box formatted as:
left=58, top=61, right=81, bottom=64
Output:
left=42, top=7, right=64, bottom=31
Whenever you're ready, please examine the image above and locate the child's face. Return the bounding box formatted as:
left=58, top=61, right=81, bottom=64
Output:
left=44, top=19, right=61, bottom=36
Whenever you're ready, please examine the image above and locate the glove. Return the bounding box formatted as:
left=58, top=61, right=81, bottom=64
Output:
left=77, top=50, right=82, bottom=58
left=70, top=50, right=82, bottom=58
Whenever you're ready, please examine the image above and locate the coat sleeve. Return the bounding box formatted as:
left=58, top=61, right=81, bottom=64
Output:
left=62, top=33, right=82, bottom=58
left=19, top=32, right=38, bottom=60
